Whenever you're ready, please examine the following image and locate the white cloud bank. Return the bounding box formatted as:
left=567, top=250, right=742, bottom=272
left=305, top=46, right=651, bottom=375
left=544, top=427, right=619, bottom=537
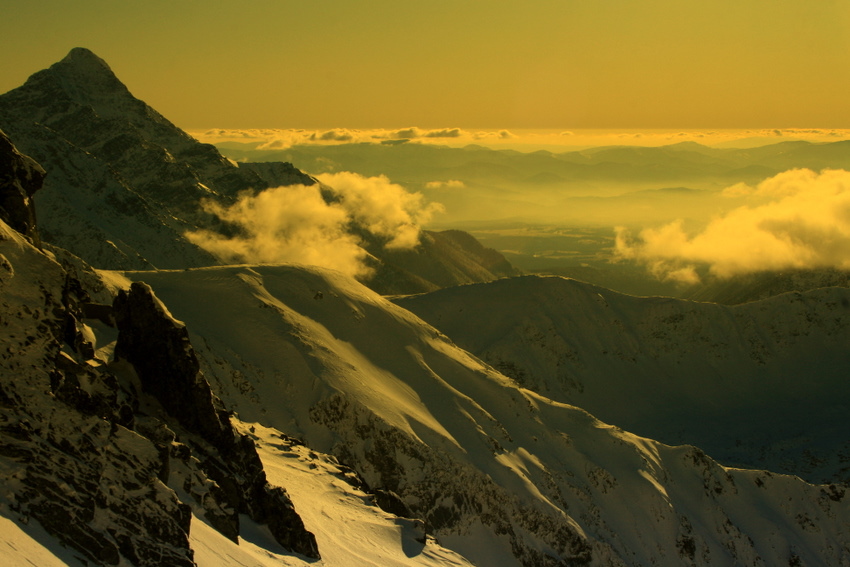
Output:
left=185, top=172, right=443, bottom=277
left=191, top=127, right=850, bottom=152
left=315, top=172, right=444, bottom=249
left=615, top=169, right=850, bottom=284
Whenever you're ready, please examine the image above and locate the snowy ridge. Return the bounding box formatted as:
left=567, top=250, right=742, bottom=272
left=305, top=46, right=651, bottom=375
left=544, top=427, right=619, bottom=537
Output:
left=109, top=263, right=850, bottom=566
left=395, top=275, right=850, bottom=483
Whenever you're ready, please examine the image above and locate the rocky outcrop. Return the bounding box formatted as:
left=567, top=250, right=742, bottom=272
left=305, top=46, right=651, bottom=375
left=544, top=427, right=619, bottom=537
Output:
left=113, top=281, right=320, bottom=559
left=0, top=128, right=43, bottom=244
left=0, top=135, right=318, bottom=564
left=0, top=136, right=196, bottom=566
left=0, top=222, right=196, bottom=565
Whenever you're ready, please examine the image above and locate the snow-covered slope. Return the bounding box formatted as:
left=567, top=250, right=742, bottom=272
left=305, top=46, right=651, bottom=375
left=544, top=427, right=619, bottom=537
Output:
left=0, top=213, right=479, bottom=567
left=394, top=275, right=850, bottom=483
left=109, top=264, right=850, bottom=566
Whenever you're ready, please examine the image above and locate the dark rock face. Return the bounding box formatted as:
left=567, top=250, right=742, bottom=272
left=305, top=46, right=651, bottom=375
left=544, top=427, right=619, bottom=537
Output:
left=0, top=128, right=43, bottom=243
left=113, top=282, right=320, bottom=559
left=0, top=255, right=195, bottom=564
left=114, top=282, right=231, bottom=446
left=0, top=135, right=196, bottom=566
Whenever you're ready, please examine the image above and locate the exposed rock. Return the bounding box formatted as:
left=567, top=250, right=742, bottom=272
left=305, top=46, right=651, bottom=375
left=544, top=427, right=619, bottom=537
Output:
left=0, top=128, right=43, bottom=243
left=113, top=281, right=320, bottom=558
left=0, top=218, right=195, bottom=566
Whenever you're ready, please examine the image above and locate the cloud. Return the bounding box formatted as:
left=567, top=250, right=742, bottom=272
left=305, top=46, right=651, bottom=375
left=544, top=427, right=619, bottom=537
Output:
left=185, top=184, right=370, bottom=277
left=185, top=173, right=444, bottom=276
left=615, top=169, right=850, bottom=283
left=423, top=128, right=463, bottom=138
left=316, top=172, right=445, bottom=249
left=389, top=127, right=420, bottom=139
left=313, top=129, right=355, bottom=142
left=385, top=127, right=466, bottom=140
left=192, top=127, right=483, bottom=149
left=192, top=127, right=850, bottom=152
left=425, top=179, right=465, bottom=190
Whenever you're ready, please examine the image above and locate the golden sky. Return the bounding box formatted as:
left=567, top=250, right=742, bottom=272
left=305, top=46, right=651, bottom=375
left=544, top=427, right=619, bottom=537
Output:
left=4, top=1, right=850, bottom=130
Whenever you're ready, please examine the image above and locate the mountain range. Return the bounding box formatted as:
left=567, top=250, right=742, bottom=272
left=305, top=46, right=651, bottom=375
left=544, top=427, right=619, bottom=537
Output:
left=217, top=135, right=850, bottom=228
left=0, top=47, right=516, bottom=294
left=222, top=136, right=850, bottom=194
left=1, top=48, right=850, bottom=567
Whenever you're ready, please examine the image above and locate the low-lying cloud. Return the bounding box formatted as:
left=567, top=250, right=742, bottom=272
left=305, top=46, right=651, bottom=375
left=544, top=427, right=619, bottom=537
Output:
left=615, top=168, right=850, bottom=283
left=425, top=179, right=465, bottom=190
left=185, top=172, right=443, bottom=277
left=192, top=127, right=519, bottom=150
left=315, top=172, right=444, bottom=249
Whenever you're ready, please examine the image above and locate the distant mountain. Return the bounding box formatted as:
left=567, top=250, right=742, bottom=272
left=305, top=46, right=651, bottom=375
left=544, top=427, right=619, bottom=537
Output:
left=225, top=140, right=769, bottom=190
left=684, top=269, right=850, bottom=304
left=395, top=275, right=850, bottom=484
left=220, top=136, right=850, bottom=228
left=365, top=228, right=520, bottom=294
left=0, top=48, right=512, bottom=293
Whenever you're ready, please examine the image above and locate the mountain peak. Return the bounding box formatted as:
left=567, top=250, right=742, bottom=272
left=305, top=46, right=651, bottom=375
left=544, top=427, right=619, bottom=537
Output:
left=0, top=47, right=132, bottom=117
left=47, top=47, right=126, bottom=95
left=59, top=47, right=114, bottom=73
left=0, top=47, right=153, bottom=129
